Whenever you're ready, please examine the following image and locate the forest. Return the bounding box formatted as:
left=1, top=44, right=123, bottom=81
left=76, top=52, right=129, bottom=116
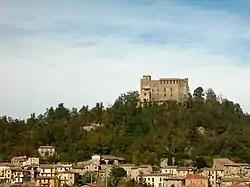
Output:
left=0, top=87, right=250, bottom=167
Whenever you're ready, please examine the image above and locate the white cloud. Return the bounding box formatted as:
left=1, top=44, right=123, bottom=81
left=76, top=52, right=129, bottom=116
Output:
left=1, top=0, right=250, bottom=118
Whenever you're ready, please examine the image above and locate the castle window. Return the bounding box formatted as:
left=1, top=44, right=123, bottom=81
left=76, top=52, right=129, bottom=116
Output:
left=144, top=93, right=147, bottom=96
left=164, top=88, right=166, bottom=92
left=171, top=94, right=173, bottom=97
left=170, top=88, right=172, bottom=92
left=164, top=94, right=166, bottom=97
left=157, top=89, right=159, bottom=92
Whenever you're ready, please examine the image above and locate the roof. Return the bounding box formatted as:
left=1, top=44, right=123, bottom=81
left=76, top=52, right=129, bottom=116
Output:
left=120, top=164, right=135, bottom=167
left=39, top=164, right=54, bottom=168
left=224, top=163, right=250, bottom=167
left=11, top=168, right=30, bottom=172
left=228, top=184, right=249, bottom=187
left=101, top=155, right=125, bottom=161
left=0, top=162, right=13, bottom=167
left=60, top=170, right=75, bottom=174
left=164, top=176, right=185, bottom=180
left=177, top=167, right=196, bottom=171
left=221, top=178, right=250, bottom=182
left=186, top=174, right=207, bottom=180
left=186, top=185, right=207, bottom=187
left=161, top=166, right=178, bottom=169
left=203, top=167, right=224, bottom=171
left=214, top=158, right=236, bottom=165
left=39, top=146, right=55, bottom=149
left=11, top=155, right=27, bottom=161
left=142, top=173, right=169, bottom=177
left=131, top=165, right=151, bottom=169
left=36, top=176, right=53, bottom=179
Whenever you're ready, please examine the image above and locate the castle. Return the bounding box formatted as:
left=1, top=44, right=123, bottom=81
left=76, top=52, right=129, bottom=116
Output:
left=140, top=75, right=189, bottom=103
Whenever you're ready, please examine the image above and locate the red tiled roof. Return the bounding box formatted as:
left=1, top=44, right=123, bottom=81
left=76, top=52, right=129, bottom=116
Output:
left=186, top=174, right=207, bottom=180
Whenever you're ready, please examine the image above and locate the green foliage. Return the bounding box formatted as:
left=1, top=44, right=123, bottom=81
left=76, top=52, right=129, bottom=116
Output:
left=82, top=172, right=97, bottom=184
left=0, top=88, right=250, bottom=166
left=108, top=166, right=127, bottom=187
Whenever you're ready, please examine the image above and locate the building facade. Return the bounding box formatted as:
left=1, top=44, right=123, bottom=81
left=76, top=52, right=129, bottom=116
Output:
left=140, top=75, right=189, bottom=103
left=38, top=146, right=56, bottom=157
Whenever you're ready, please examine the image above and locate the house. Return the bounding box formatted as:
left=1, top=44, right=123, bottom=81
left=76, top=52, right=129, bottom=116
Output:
left=213, top=158, right=249, bottom=177
left=223, top=163, right=249, bottom=177
left=11, top=168, right=31, bottom=185
left=213, top=158, right=235, bottom=169
left=39, top=164, right=56, bottom=177
left=130, top=165, right=153, bottom=180
left=23, top=157, right=39, bottom=166
left=0, top=168, right=12, bottom=183
left=36, top=176, right=56, bottom=187
left=91, top=155, right=125, bottom=166
left=56, top=163, right=72, bottom=173
left=120, top=164, right=135, bottom=179
left=185, top=173, right=209, bottom=187
left=176, top=167, right=195, bottom=177
left=220, top=177, right=250, bottom=187
left=201, top=168, right=224, bottom=187
left=58, top=171, right=75, bottom=186
left=11, top=155, right=27, bottom=166
left=38, top=146, right=56, bottom=157
left=163, top=176, right=185, bottom=187
left=161, top=166, right=178, bottom=176
left=141, top=173, right=169, bottom=187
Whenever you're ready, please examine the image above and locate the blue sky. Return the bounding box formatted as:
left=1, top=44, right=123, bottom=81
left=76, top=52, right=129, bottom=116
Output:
left=1, top=0, right=250, bottom=119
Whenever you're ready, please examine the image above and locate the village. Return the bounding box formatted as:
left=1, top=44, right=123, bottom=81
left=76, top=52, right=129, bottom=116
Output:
left=0, top=145, right=249, bottom=187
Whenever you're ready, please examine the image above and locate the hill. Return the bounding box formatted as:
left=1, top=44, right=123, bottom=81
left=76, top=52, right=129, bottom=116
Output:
left=1, top=87, right=250, bottom=167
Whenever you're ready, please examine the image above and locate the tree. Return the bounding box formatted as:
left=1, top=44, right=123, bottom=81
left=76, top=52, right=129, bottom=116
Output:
left=206, top=88, right=217, bottom=101
left=108, top=166, right=127, bottom=187
left=193, top=87, right=204, bottom=100
left=1, top=88, right=250, bottom=165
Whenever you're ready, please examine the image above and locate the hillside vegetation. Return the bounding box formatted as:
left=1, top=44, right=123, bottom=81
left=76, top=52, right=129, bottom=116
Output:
left=1, top=87, right=250, bottom=167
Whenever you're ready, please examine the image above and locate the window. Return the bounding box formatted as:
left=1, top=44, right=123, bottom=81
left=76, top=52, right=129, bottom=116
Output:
left=170, top=88, right=173, bottom=91
left=152, top=178, right=154, bottom=182
left=157, top=89, right=159, bottom=92
left=159, top=183, right=162, bottom=187
left=152, top=89, right=154, bottom=92
left=164, top=94, right=166, bottom=97
left=144, top=93, right=147, bottom=96
left=164, top=88, right=166, bottom=92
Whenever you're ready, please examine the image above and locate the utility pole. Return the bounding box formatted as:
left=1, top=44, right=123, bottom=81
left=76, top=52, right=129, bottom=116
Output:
left=105, top=167, right=108, bottom=187
left=215, top=167, right=217, bottom=187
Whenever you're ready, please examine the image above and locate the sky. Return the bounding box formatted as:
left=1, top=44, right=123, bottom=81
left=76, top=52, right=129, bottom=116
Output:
left=1, top=0, right=250, bottom=119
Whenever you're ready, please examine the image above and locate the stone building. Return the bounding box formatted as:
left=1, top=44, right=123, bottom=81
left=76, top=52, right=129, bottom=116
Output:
left=140, top=75, right=189, bottom=103
left=38, top=146, right=56, bottom=157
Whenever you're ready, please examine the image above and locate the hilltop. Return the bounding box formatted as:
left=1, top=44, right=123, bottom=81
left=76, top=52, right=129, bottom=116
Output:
left=0, top=87, right=250, bottom=167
